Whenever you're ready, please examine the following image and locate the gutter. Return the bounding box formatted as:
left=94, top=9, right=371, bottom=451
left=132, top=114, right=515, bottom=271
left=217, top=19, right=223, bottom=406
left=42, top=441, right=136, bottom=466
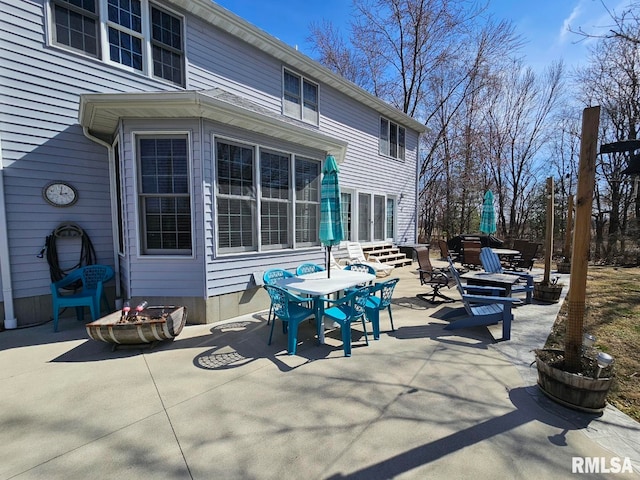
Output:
left=82, top=127, right=122, bottom=301
left=0, top=133, right=17, bottom=329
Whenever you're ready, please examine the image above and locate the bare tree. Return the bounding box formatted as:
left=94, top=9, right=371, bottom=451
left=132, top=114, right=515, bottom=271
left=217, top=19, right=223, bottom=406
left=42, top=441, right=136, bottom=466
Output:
left=481, top=60, right=565, bottom=241
left=576, top=31, right=640, bottom=262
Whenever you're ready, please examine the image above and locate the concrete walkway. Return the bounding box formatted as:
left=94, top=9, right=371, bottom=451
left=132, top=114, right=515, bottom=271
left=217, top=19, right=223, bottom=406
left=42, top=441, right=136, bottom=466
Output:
left=1, top=264, right=638, bottom=479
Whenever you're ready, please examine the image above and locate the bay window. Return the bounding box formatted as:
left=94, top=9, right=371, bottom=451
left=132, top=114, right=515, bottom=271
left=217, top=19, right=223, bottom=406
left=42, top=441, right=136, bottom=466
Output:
left=216, top=139, right=321, bottom=254
left=137, top=135, right=192, bottom=255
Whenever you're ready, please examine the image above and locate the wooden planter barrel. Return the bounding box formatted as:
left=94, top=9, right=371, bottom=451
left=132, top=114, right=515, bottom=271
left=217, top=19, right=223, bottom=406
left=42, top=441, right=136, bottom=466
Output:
left=533, top=282, right=563, bottom=303
left=86, top=306, right=187, bottom=346
left=556, top=261, right=571, bottom=274
left=535, top=352, right=613, bottom=413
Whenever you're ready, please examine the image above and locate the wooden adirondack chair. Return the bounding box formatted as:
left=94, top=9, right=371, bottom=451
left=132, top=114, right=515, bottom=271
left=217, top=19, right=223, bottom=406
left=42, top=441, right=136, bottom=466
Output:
left=445, top=258, right=519, bottom=341
left=479, top=247, right=534, bottom=304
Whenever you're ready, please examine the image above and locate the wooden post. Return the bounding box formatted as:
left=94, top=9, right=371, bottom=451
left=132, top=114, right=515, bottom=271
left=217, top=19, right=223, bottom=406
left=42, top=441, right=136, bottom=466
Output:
left=563, top=194, right=574, bottom=259
left=566, top=106, right=600, bottom=372
left=543, top=177, right=554, bottom=285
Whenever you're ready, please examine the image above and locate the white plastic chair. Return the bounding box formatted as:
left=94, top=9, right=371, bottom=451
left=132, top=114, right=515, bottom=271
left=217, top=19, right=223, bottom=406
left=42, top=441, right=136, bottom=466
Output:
left=345, top=242, right=394, bottom=277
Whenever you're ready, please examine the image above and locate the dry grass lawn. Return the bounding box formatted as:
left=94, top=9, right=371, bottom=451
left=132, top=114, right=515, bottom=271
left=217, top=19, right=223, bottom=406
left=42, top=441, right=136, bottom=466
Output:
left=544, top=265, right=640, bottom=422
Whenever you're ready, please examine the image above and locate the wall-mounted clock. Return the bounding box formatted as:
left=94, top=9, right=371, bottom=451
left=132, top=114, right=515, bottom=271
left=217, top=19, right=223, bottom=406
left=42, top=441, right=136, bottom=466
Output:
left=42, top=181, right=78, bottom=207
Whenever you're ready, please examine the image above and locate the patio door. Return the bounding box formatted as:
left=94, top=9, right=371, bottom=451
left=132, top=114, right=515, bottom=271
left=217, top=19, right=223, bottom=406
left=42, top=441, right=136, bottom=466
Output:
left=340, top=191, right=352, bottom=242
left=373, top=195, right=385, bottom=241
left=358, top=193, right=371, bottom=242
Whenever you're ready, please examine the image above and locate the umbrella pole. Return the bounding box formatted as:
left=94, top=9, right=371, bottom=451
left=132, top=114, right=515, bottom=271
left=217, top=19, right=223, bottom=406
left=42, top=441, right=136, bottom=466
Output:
left=327, top=246, right=331, bottom=278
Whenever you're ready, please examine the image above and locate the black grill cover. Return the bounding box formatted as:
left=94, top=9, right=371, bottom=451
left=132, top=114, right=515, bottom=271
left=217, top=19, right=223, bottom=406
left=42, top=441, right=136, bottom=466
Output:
left=447, top=234, right=504, bottom=254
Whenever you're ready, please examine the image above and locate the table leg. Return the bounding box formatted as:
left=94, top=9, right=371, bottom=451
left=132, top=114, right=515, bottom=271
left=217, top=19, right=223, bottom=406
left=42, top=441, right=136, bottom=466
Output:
left=314, top=296, right=325, bottom=344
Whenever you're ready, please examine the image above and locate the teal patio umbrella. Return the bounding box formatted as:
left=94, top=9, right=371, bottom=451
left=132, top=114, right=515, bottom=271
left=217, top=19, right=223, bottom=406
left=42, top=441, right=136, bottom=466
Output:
left=479, top=190, right=497, bottom=235
left=319, top=155, right=344, bottom=278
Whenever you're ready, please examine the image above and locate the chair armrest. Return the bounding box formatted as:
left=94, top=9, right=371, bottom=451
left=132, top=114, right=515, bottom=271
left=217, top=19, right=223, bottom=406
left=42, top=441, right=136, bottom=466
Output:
left=418, top=268, right=448, bottom=279
left=462, top=294, right=520, bottom=305
left=462, top=284, right=505, bottom=294
left=52, top=271, right=82, bottom=290
left=365, top=254, right=381, bottom=263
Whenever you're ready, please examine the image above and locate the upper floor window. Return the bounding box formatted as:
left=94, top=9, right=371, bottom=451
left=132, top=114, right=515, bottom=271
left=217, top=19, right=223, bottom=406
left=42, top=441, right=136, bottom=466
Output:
left=379, top=117, right=406, bottom=160
left=283, top=69, right=319, bottom=125
left=50, top=0, right=184, bottom=86
left=52, top=0, right=99, bottom=56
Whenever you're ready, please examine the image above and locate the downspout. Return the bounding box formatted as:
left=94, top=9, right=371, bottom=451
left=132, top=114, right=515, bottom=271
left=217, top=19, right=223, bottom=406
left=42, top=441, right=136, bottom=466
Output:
left=0, top=133, right=18, bottom=329
left=82, top=126, right=122, bottom=301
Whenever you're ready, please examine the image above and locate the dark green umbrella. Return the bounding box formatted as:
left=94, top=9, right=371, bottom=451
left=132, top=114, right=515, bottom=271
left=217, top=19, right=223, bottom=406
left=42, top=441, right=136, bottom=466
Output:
left=319, top=155, right=344, bottom=278
left=479, top=190, right=496, bottom=235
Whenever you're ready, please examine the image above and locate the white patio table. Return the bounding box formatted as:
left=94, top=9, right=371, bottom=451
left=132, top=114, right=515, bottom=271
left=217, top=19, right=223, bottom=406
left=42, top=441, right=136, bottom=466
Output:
left=274, top=269, right=376, bottom=344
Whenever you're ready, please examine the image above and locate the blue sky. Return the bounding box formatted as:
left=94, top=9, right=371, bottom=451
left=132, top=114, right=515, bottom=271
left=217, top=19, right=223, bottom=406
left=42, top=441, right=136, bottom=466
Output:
left=214, top=0, right=624, bottom=74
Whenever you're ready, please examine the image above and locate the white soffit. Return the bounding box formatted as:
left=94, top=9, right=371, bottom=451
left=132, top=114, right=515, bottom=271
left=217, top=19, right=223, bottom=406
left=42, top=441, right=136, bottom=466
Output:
left=79, top=90, right=348, bottom=162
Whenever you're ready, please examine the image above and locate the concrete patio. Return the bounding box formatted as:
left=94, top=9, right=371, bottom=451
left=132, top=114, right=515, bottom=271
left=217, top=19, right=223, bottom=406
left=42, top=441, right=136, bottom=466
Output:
left=1, top=263, right=638, bottom=479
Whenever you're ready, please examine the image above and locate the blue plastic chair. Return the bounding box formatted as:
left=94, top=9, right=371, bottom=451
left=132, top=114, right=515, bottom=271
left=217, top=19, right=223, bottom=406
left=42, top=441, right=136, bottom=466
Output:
left=322, top=286, right=371, bottom=356
left=343, top=263, right=376, bottom=295
left=364, top=278, right=400, bottom=340
left=50, top=264, right=114, bottom=332
left=296, top=263, right=325, bottom=275
left=263, top=269, right=295, bottom=325
left=264, top=284, right=315, bottom=355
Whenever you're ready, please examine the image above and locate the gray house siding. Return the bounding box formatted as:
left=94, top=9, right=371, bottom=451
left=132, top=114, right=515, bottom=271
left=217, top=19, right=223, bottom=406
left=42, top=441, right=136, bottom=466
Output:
left=0, top=0, right=183, bottom=322
left=119, top=119, right=205, bottom=298
left=1, top=0, right=422, bottom=326
left=202, top=119, right=328, bottom=297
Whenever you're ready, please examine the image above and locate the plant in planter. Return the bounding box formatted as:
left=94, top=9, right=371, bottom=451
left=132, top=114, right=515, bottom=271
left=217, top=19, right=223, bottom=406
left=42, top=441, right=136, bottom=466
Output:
left=533, top=275, right=563, bottom=303
left=534, top=106, right=615, bottom=413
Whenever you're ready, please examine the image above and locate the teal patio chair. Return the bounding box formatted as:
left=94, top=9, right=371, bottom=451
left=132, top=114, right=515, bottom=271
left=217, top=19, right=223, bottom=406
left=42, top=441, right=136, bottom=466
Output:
left=50, top=264, right=114, bottom=332
left=480, top=247, right=534, bottom=304
left=264, top=284, right=315, bottom=355
left=296, top=263, right=325, bottom=275
left=322, top=286, right=371, bottom=356
left=364, top=278, right=400, bottom=340
left=263, top=269, right=295, bottom=325
left=343, top=263, right=376, bottom=295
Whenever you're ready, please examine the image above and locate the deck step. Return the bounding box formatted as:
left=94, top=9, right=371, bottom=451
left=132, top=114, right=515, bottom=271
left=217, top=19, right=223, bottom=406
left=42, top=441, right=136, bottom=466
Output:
left=362, top=243, right=412, bottom=267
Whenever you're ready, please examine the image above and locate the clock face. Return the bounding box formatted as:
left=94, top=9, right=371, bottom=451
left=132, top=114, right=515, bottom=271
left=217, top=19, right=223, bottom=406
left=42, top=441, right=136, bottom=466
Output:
left=43, top=181, right=78, bottom=207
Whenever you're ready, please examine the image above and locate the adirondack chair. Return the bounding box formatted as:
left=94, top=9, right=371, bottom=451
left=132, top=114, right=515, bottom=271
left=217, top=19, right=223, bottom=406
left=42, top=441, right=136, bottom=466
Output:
left=479, top=247, right=534, bottom=304
left=445, top=258, right=519, bottom=341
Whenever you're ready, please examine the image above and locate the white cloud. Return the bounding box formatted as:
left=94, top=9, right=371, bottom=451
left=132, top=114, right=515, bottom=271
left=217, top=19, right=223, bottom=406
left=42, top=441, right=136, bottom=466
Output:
left=559, top=4, right=583, bottom=43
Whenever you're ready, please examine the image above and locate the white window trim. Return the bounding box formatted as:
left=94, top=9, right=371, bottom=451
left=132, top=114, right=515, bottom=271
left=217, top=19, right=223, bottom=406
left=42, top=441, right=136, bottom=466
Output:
left=282, top=67, right=320, bottom=126
left=353, top=190, right=397, bottom=244
left=47, top=0, right=185, bottom=87
left=212, top=134, right=322, bottom=256
left=379, top=116, right=406, bottom=160
left=132, top=130, right=195, bottom=259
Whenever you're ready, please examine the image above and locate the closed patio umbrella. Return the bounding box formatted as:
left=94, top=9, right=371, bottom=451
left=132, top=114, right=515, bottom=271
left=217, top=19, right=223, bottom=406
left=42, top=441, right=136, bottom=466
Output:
left=479, top=190, right=496, bottom=235
left=319, top=155, right=344, bottom=278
